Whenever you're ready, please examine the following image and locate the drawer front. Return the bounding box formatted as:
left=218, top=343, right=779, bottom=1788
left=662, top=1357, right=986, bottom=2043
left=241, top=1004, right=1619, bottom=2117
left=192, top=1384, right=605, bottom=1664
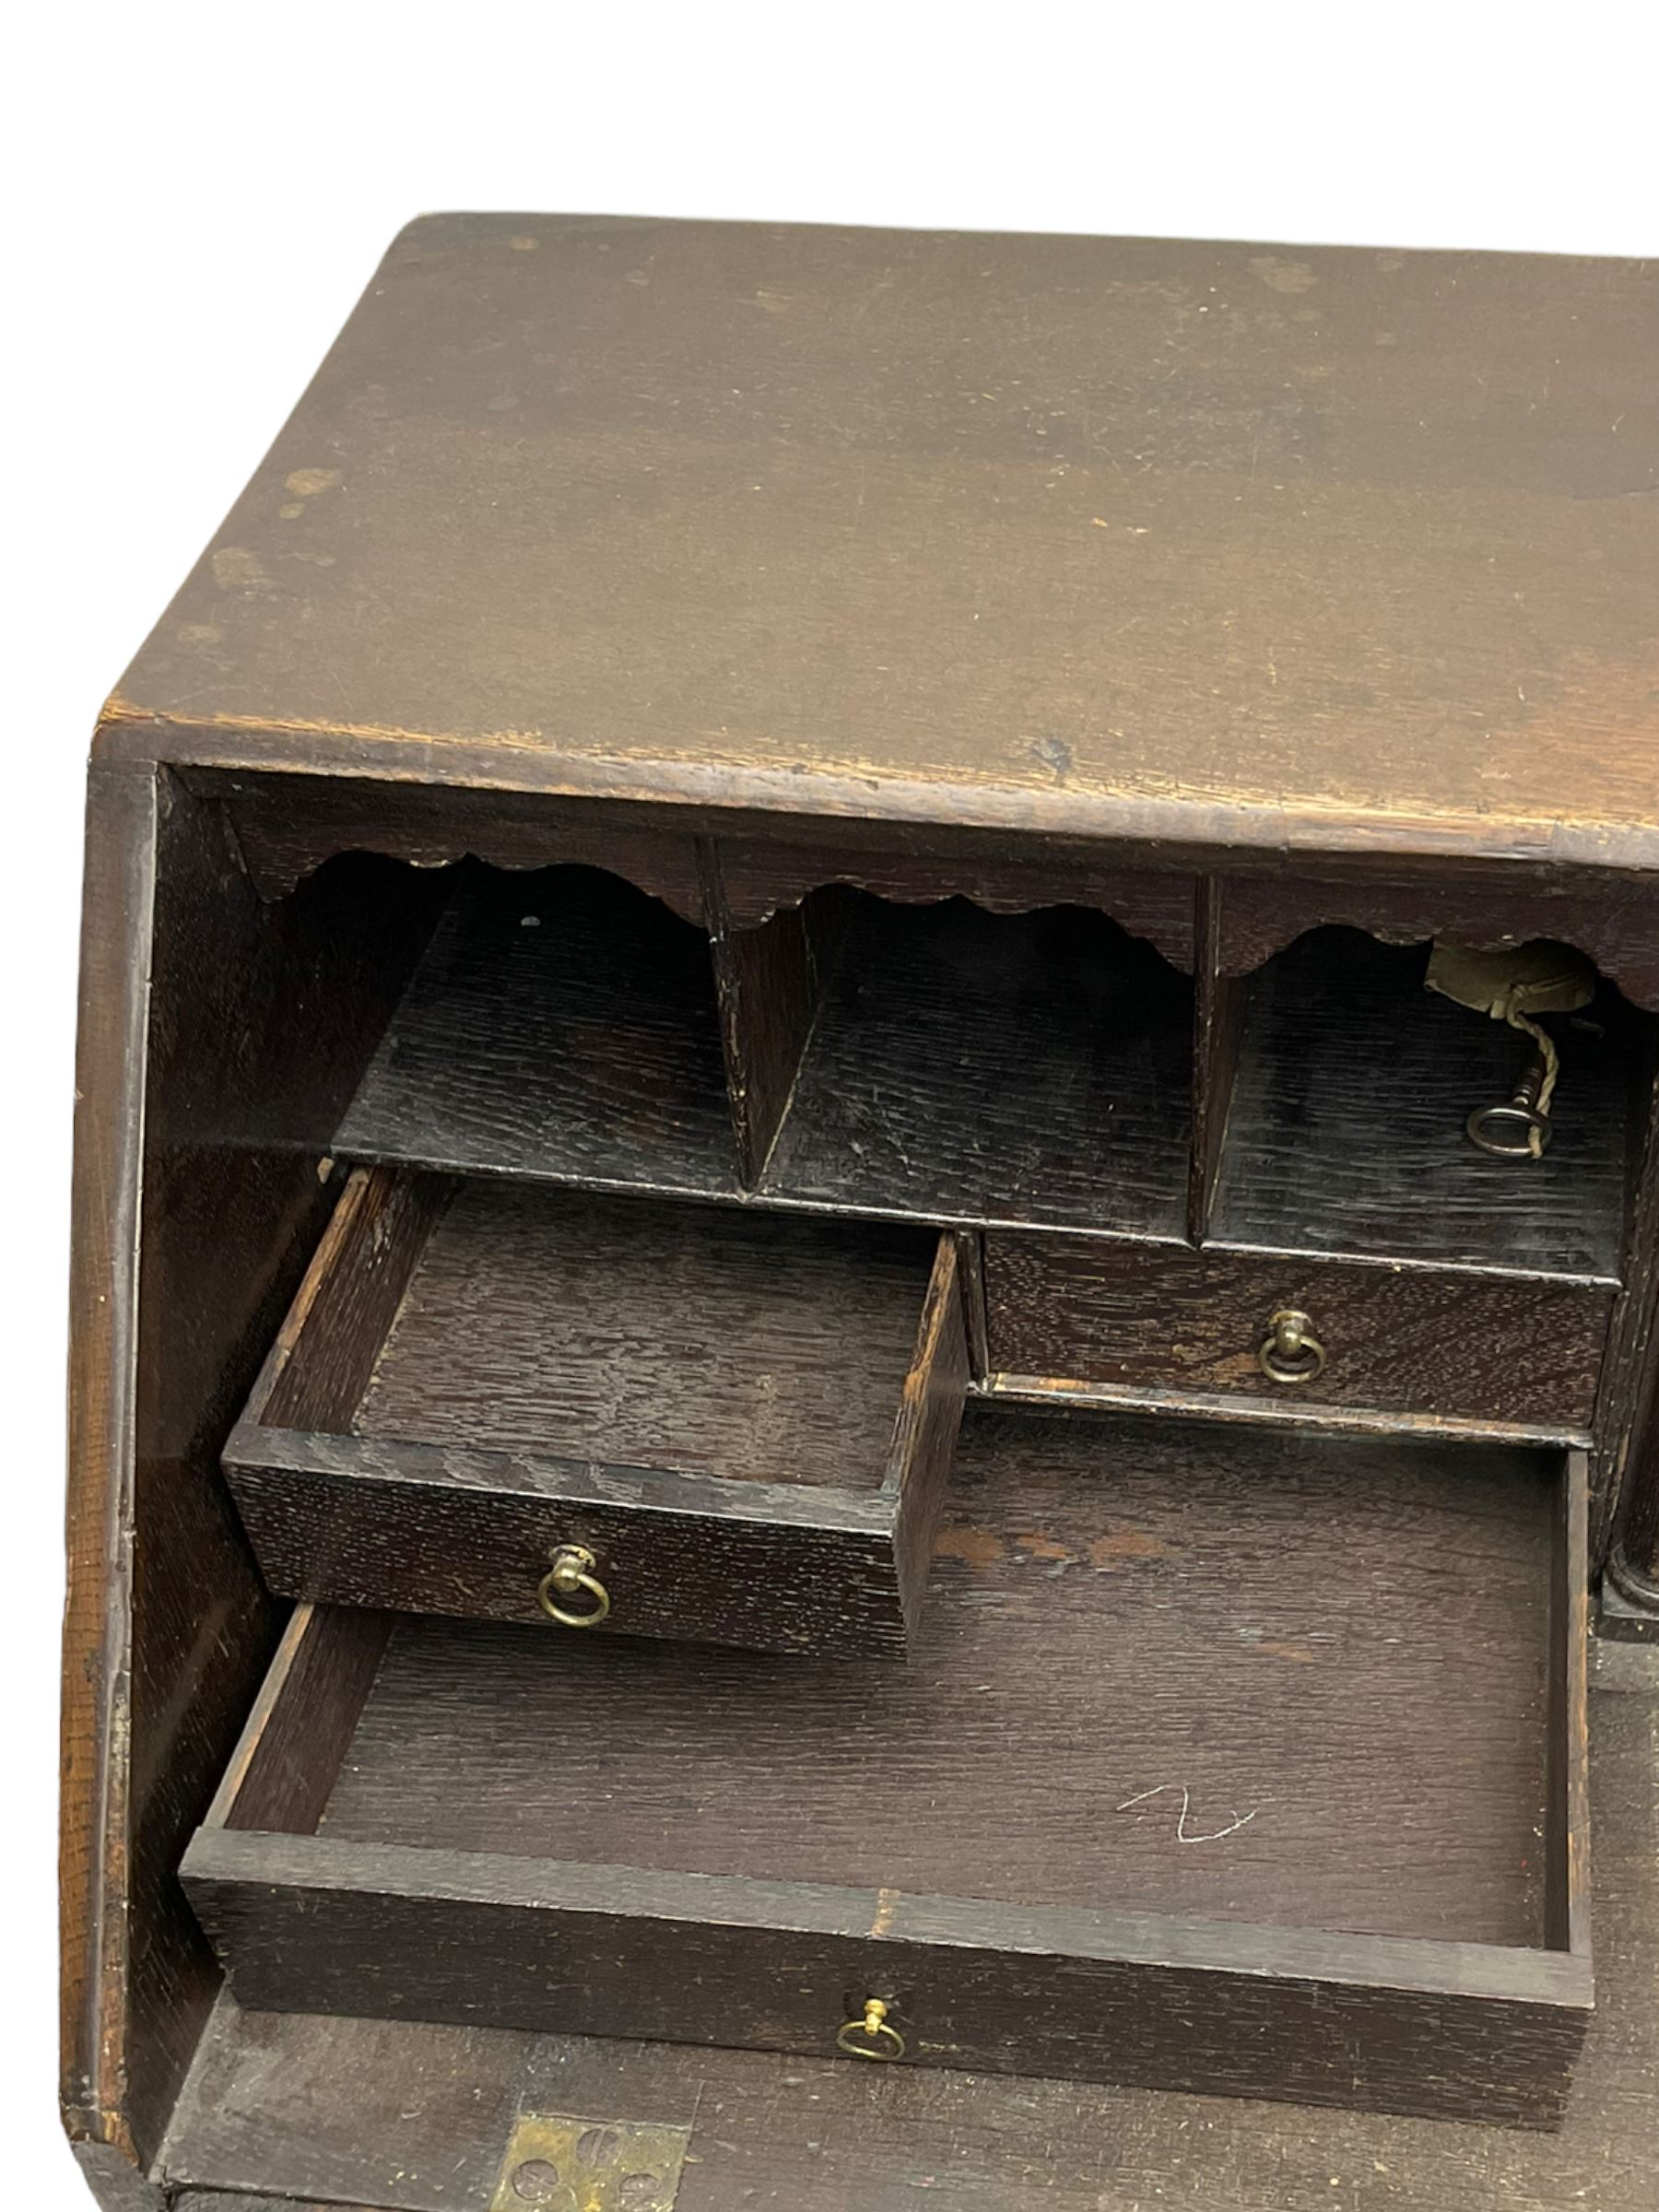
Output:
left=183, top=1830, right=1587, bottom=2128
left=983, top=1235, right=1613, bottom=1430
left=227, top=1436, right=925, bottom=1659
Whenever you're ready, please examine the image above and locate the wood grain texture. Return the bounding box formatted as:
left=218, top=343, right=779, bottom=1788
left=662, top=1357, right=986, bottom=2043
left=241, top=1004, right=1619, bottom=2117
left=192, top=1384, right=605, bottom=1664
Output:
left=180, top=1822, right=1587, bottom=2126
left=66, top=213, right=1659, bottom=2194
left=888, top=1236, right=970, bottom=1639
left=958, top=1227, right=991, bottom=1376
left=336, top=865, right=740, bottom=1199
left=1545, top=1455, right=1593, bottom=1957
left=192, top=770, right=708, bottom=922
left=711, top=835, right=1199, bottom=966
left=62, top=767, right=158, bottom=2176
left=197, top=759, right=1206, bottom=970
left=980, top=1371, right=1595, bottom=1452
left=225, top=1171, right=960, bottom=1655
left=63, top=776, right=447, bottom=2189
left=312, top=1409, right=1561, bottom=1948
left=209, top=1606, right=392, bottom=1837
left=158, top=1669, right=1655, bottom=2209
left=760, top=895, right=1194, bottom=1236
left=258, top=1170, right=447, bottom=1434
left=355, top=1179, right=933, bottom=1488
left=104, top=218, right=1659, bottom=878
left=183, top=1416, right=1583, bottom=2122
left=126, top=811, right=441, bottom=2153
left=1188, top=877, right=1247, bottom=1241
left=1599, top=1057, right=1659, bottom=1576
left=227, top=1433, right=918, bottom=1657
left=699, top=841, right=818, bottom=1183
left=1218, top=869, right=1659, bottom=1015
left=1212, top=929, right=1638, bottom=1280
left=984, top=1233, right=1613, bottom=1431
left=174, top=2198, right=367, bottom=2212
left=163, top=2004, right=536, bottom=2212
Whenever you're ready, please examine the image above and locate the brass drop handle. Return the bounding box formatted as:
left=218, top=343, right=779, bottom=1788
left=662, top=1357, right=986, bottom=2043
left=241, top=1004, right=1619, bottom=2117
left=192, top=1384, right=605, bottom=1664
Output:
left=836, top=1997, right=906, bottom=2061
left=1257, top=1308, right=1327, bottom=1387
left=536, top=1544, right=610, bottom=1629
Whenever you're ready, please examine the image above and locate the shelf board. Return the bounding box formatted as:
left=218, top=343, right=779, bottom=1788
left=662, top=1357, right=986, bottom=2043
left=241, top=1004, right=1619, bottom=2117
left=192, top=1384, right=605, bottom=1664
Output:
left=761, top=899, right=1194, bottom=1239
left=1211, top=933, right=1635, bottom=1282
left=335, top=865, right=740, bottom=1199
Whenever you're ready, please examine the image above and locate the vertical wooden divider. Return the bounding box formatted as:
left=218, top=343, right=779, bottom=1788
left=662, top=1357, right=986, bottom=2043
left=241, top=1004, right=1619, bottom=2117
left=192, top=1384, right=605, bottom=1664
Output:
left=1601, top=1042, right=1659, bottom=1574
left=698, top=839, right=828, bottom=1188
left=1188, top=876, right=1249, bottom=1244
left=1543, top=1453, right=1592, bottom=1959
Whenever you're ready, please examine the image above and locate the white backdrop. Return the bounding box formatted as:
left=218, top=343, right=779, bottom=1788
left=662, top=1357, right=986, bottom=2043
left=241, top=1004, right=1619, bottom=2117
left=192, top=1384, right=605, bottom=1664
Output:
left=6, top=4, right=1655, bottom=2201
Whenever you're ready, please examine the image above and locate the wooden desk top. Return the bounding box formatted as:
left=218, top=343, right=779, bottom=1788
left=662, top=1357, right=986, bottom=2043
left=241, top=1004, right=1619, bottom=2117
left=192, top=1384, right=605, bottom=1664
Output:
left=103, top=214, right=1659, bottom=872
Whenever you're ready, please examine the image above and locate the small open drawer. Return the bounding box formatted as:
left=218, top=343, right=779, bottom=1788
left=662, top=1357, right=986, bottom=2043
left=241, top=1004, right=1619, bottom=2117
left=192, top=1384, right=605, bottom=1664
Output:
left=224, top=1166, right=968, bottom=1657
left=187, top=1412, right=1591, bottom=2125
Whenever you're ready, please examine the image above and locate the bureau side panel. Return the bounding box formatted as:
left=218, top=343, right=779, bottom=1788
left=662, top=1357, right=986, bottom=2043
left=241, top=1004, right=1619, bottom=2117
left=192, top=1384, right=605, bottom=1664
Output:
left=62, top=766, right=443, bottom=2183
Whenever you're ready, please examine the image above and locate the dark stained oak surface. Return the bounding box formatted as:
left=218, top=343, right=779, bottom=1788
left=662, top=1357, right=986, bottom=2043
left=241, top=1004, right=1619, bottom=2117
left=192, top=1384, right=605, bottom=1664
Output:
left=101, top=218, right=1659, bottom=874
left=337, top=865, right=739, bottom=1199
left=985, top=1233, right=1613, bottom=1433
left=321, top=1408, right=1557, bottom=1948
left=354, top=1180, right=935, bottom=1491
left=63, top=214, right=1659, bottom=2204
left=759, top=896, right=1194, bottom=1236
left=1212, top=930, right=1638, bottom=1279
left=154, top=1676, right=1659, bottom=2212
left=226, top=1167, right=966, bottom=1657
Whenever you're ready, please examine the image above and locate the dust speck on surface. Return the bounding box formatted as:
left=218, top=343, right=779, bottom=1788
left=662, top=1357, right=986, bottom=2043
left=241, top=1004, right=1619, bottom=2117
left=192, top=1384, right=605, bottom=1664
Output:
left=177, top=621, right=220, bottom=646
left=285, top=466, right=340, bottom=497
left=509, top=234, right=539, bottom=251
left=278, top=501, right=305, bottom=519
left=1249, top=254, right=1317, bottom=295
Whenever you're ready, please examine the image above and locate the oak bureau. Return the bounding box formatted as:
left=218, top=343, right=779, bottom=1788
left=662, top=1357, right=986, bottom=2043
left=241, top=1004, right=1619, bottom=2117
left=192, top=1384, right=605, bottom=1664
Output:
left=61, top=216, right=1659, bottom=2210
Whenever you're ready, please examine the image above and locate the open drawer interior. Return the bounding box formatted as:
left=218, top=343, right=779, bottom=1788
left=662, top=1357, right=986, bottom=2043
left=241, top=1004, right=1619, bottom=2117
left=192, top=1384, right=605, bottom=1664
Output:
left=186, top=1407, right=1591, bottom=2126
left=223, top=1165, right=968, bottom=1656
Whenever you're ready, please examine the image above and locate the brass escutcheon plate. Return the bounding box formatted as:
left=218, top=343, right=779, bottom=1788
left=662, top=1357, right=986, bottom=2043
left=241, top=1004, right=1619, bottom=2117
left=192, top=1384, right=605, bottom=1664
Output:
left=488, top=2110, right=689, bottom=2212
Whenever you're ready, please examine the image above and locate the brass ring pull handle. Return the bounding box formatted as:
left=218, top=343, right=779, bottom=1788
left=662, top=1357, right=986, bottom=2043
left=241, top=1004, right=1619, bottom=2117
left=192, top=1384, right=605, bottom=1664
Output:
left=836, top=1998, right=906, bottom=2061
left=536, top=1544, right=610, bottom=1629
left=1257, top=1308, right=1327, bottom=1387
